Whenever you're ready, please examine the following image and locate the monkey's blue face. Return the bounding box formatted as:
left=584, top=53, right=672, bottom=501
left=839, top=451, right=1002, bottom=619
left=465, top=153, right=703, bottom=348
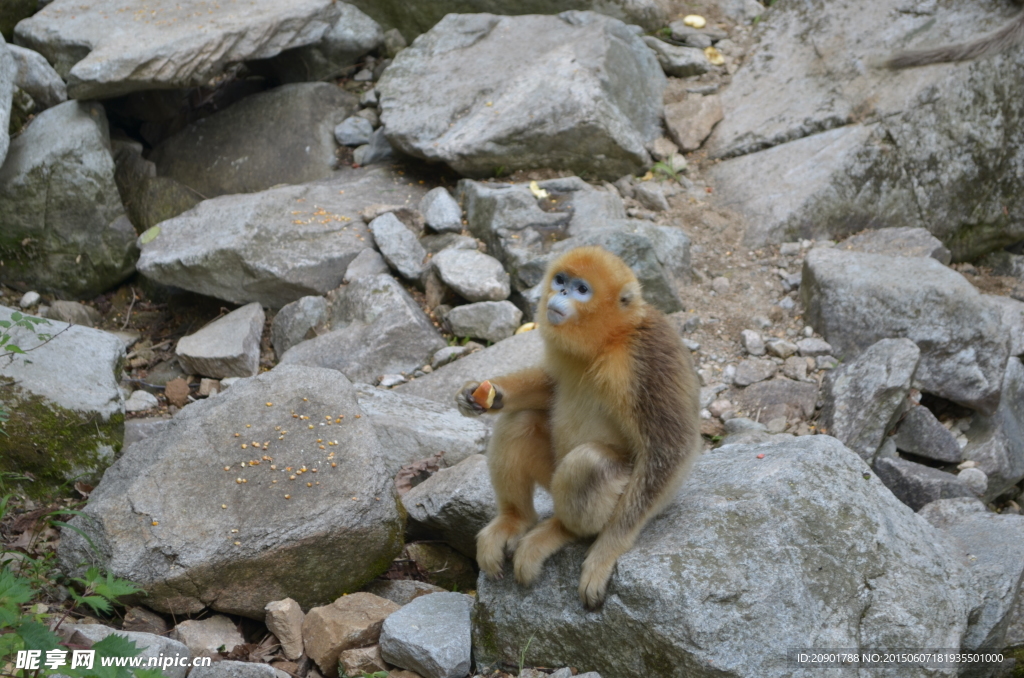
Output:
left=546, top=272, right=593, bottom=326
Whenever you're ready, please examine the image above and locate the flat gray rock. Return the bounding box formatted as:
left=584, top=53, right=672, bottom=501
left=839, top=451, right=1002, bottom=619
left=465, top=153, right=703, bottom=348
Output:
left=403, top=454, right=553, bottom=560
left=704, top=1, right=1024, bottom=259
left=369, top=212, right=427, bottom=281
left=641, top=36, right=709, bottom=78
left=57, top=365, right=404, bottom=618
left=420, top=187, right=463, bottom=234
left=919, top=498, right=1024, bottom=651
left=346, top=0, right=667, bottom=39
left=380, top=592, right=473, bottom=678
left=65, top=625, right=190, bottom=678
left=176, top=302, right=265, bottom=379
left=335, top=116, right=374, bottom=146
left=394, top=329, right=544, bottom=404
left=803, top=249, right=1009, bottom=415
left=279, top=274, right=445, bottom=384
left=963, top=357, right=1024, bottom=502
left=354, top=385, right=489, bottom=476
left=433, top=249, right=510, bottom=302
left=378, top=12, right=664, bottom=180
left=819, top=338, right=919, bottom=463
left=732, top=358, right=776, bottom=386
left=0, top=100, right=136, bottom=299
left=258, top=3, right=383, bottom=83
left=15, top=0, right=340, bottom=99
left=840, top=227, right=952, bottom=265
left=893, top=406, right=963, bottom=464
left=446, top=301, right=522, bottom=343
left=137, top=167, right=426, bottom=308
left=271, top=296, right=328, bottom=359
left=732, top=377, right=817, bottom=423
left=872, top=456, right=974, bottom=511
left=474, top=436, right=973, bottom=677
left=7, top=43, right=66, bottom=109
left=0, top=306, right=125, bottom=494
left=150, top=83, right=357, bottom=198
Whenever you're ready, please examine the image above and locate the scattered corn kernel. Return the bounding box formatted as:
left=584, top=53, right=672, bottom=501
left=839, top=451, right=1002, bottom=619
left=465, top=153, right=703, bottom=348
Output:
left=290, top=475, right=296, bottom=480
left=221, top=504, right=227, bottom=509
left=284, top=495, right=291, bottom=499
left=224, top=466, right=230, bottom=471
left=307, top=482, right=312, bottom=487
left=266, top=402, right=273, bottom=406
left=151, top=521, right=159, bottom=526
left=331, top=462, right=337, bottom=467
left=234, top=433, right=240, bottom=437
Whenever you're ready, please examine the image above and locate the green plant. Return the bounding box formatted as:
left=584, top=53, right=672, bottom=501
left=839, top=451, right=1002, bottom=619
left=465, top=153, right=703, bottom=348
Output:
left=518, top=632, right=536, bottom=675
left=0, top=494, right=155, bottom=678
left=652, top=160, right=685, bottom=182
left=0, top=311, right=64, bottom=437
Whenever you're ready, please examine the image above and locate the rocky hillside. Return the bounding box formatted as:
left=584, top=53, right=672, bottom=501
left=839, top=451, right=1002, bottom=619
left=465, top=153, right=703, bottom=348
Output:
left=1, top=0, right=1024, bottom=677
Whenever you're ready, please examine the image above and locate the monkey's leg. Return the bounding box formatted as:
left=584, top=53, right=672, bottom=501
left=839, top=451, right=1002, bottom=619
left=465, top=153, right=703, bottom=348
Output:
left=513, top=443, right=629, bottom=586
left=477, top=409, right=554, bottom=579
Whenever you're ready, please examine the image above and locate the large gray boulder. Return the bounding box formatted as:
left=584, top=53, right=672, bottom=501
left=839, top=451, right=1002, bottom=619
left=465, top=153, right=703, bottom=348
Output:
left=378, top=12, right=665, bottom=181
left=704, top=0, right=1024, bottom=260
left=279, top=275, right=446, bottom=384
left=962, top=357, right=1024, bottom=502
left=0, top=100, right=137, bottom=299
left=137, top=167, right=426, bottom=308
left=257, top=3, right=383, bottom=83
left=819, top=338, right=920, bottom=463
left=56, top=365, right=405, bottom=619
left=354, top=385, right=489, bottom=476
left=347, top=0, right=667, bottom=39
left=0, top=36, right=12, bottom=167
left=458, top=177, right=690, bottom=312
left=15, top=0, right=340, bottom=99
left=473, top=436, right=974, bottom=678
left=0, top=306, right=125, bottom=497
left=149, top=83, right=357, bottom=198
left=803, top=248, right=1010, bottom=415
left=394, top=329, right=543, bottom=403
left=919, top=498, right=1024, bottom=654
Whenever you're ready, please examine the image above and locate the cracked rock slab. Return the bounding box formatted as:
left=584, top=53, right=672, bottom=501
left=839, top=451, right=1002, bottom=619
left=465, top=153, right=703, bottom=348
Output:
left=15, top=0, right=341, bottom=99
left=56, top=365, right=405, bottom=619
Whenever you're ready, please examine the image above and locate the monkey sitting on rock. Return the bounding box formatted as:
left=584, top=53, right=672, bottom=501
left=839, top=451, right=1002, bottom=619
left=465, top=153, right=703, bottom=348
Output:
left=456, top=246, right=701, bottom=609
left=886, top=2, right=1024, bottom=68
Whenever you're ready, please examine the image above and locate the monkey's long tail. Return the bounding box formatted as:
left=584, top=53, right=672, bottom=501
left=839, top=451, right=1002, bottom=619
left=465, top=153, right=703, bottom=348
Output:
left=885, top=9, right=1024, bottom=69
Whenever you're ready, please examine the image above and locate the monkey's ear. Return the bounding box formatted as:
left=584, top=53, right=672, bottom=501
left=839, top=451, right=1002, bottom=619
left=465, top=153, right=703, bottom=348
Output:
left=619, top=281, right=641, bottom=308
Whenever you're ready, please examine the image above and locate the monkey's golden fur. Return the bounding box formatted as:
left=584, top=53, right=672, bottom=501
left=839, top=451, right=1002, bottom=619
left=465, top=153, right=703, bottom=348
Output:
left=455, top=246, right=701, bottom=608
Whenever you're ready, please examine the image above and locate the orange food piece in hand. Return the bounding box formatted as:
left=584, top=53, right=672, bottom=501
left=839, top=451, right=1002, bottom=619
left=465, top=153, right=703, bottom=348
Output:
left=472, top=381, right=496, bottom=409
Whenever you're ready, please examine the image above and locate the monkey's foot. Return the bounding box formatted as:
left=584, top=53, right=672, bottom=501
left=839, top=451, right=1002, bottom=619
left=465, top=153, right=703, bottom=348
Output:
left=579, top=551, right=616, bottom=610
left=477, top=515, right=529, bottom=578
left=513, top=518, right=572, bottom=586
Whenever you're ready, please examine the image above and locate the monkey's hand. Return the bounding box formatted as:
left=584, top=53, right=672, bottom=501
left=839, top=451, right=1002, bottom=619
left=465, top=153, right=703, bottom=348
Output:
left=455, top=380, right=504, bottom=417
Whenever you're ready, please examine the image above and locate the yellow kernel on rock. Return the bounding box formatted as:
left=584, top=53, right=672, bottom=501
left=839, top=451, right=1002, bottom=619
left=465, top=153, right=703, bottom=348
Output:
left=266, top=402, right=273, bottom=406
left=319, top=445, right=325, bottom=450
left=317, top=439, right=322, bottom=443
left=246, top=424, right=251, bottom=428
left=234, top=541, right=241, bottom=546
left=308, top=424, right=314, bottom=429
left=331, top=462, right=337, bottom=467
left=354, top=414, right=361, bottom=418
left=230, top=529, right=238, bottom=533
left=306, top=482, right=312, bottom=487
left=236, top=478, right=243, bottom=484
left=221, top=504, right=227, bottom=509
left=303, top=397, right=308, bottom=401
left=270, top=465, right=277, bottom=470
left=234, top=433, right=240, bottom=437
left=284, top=495, right=291, bottom=499
left=224, top=466, right=230, bottom=471
left=151, top=521, right=159, bottom=526
left=242, top=479, right=247, bottom=483
left=311, top=468, right=318, bottom=473
left=272, top=480, right=278, bottom=484
left=241, top=444, right=248, bottom=449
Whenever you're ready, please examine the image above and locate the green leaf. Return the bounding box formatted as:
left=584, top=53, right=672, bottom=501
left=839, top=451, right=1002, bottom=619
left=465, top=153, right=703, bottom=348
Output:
left=6, top=345, right=26, bottom=354
left=93, top=633, right=142, bottom=658
left=10, top=311, right=21, bottom=321
left=139, top=226, right=161, bottom=244
left=0, top=320, right=10, bottom=328
left=51, top=519, right=99, bottom=552
left=69, top=589, right=112, bottom=615
left=0, top=631, right=23, bottom=660
left=0, top=568, right=35, bottom=611
left=16, top=620, right=63, bottom=651
left=93, top=571, right=142, bottom=601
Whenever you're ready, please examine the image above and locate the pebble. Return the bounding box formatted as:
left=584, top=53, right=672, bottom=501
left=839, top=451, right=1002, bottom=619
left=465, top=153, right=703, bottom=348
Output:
left=741, top=330, right=765, bottom=356
left=379, top=374, right=408, bottom=388
left=797, top=337, right=834, bottom=357
left=353, top=68, right=374, bottom=82
left=783, top=356, right=808, bottom=381
left=360, top=88, right=379, bottom=107
left=19, top=291, right=40, bottom=308
left=816, top=355, right=839, bottom=370
left=711, top=276, right=731, bottom=294
left=708, top=399, right=733, bottom=418
left=803, top=326, right=814, bottom=337
left=766, top=339, right=797, bottom=359
left=722, top=364, right=736, bottom=383
left=355, top=107, right=380, bottom=128
left=780, top=242, right=801, bottom=256
left=334, top=116, right=374, bottom=146
left=751, top=315, right=771, bottom=329
left=777, top=296, right=796, bottom=311
left=766, top=417, right=788, bottom=434
left=124, top=389, right=159, bottom=412
left=683, top=338, right=701, bottom=351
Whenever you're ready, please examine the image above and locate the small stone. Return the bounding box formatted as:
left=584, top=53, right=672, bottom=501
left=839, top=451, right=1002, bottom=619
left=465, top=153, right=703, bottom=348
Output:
left=648, top=137, right=679, bottom=162
left=959, top=467, right=989, bottom=497
left=664, top=94, right=724, bottom=152
left=352, top=68, right=373, bottom=81
left=893, top=406, right=963, bottom=464
left=783, top=356, right=808, bottom=381
left=355, top=107, right=380, bottom=127
left=420, top=188, right=463, bottom=234
left=683, top=338, right=700, bottom=351
left=338, top=645, right=388, bottom=677
left=353, top=128, right=395, bottom=166
left=44, top=300, right=100, bottom=327
left=334, top=117, right=374, bottom=146
left=432, top=249, right=510, bottom=302
left=957, top=460, right=978, bottom=470
left=803, top=326, right=814, bottom=337
left=723, top=417, right=766, bottom=434
left=220, top=377, right=241, bottom=390
left=164, top=378, right=190, bottom=408
left=344, top=249, right=390, bottom=282
left=198, top=378, right=220, bottom=397
left=363, top=580, right=447, bottom=606
left=176, top=302, right=265, bottom=378
left=265, top=598, right=305, bottom=661
left=780, top=242, right=801, bottom=256
left=766, top=417, right=788, bottom=434
left=634, top=182, right=670, bottom=211
left=360, top=88, right=378, bottom=107
left=302, top=593, right=401, bottom=677
left=431, top=345, right=474, bottom=369
left=124, top=389, right=160, bottom=412
left=752, top=315, right=771, bottom=329
left=816, top=355, right=839, bottom=370
left=708, top=399, right=733, bottom=418
left=19, top=291, right=40, bottom=308
left=778, top=296, right=797, bottom=311
left=382, top=28, right=407, bottom=57
left=123, top=607, right=169, bottom=635
left=741, top=330, right=765, bottom=356
left=733, top=359, right=777, bottom=386
left=369, top=212, right=427, bottom=281
left=169, top=615, right=244, bottom=657
left=379, top=374, right=408, bottom=387
left=445, top=301, right=522, bottom=343
left=797, top=337, right=833, bottom=357
left=722, top=364, right=737, bottom=383
left=380, top=592, right=472, bottom=678
left=711, top=276, right=730, bottom=294
left=766, top=339, right=798, bottom=359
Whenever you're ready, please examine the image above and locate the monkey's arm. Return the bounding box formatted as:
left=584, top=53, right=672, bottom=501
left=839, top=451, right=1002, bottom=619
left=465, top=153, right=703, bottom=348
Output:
left=455, top=367, right=554, bottom=416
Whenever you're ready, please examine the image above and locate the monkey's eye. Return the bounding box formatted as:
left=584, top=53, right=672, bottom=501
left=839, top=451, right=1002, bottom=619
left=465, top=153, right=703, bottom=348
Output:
left=552, top=273, right=567, bottom=291
left=570, top=279, right=593, bottom=302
